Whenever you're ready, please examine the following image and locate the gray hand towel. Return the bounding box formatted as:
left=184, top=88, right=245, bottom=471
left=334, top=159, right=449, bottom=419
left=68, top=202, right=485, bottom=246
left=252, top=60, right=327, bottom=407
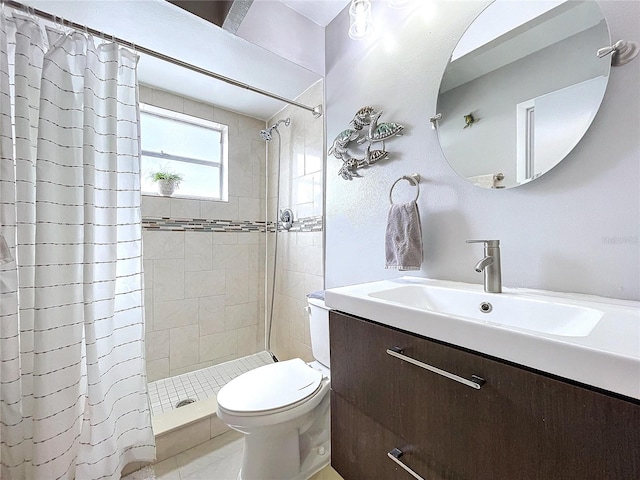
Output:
left=385, top=201, right=423, bottom=271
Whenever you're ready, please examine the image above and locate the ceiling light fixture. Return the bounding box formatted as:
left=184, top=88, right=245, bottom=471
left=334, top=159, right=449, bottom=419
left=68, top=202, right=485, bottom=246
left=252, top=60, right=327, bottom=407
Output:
left=349, top=0, right=373, bottom=40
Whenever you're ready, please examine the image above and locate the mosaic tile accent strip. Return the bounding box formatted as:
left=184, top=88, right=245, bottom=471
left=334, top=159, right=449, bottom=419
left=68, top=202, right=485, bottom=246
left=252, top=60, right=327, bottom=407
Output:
left=142, top=215, right=324, bottom=233
left=142, top=217, right=268, bottom=232
left=267, top=215, right=324, bottom=233
left=286, top=215, right=324, bottom=233
left=147, top=351, right=274, bottom=416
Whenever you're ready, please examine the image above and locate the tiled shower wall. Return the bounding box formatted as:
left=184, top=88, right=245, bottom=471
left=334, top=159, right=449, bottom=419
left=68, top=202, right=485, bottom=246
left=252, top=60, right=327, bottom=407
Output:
left=267, top=81, right=325, bottom=362
left=140, top=85, right=267, bottom=382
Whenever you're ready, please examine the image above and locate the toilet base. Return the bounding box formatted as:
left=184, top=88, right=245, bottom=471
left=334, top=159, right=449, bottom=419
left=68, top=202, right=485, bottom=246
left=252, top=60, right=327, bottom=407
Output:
left=238, top=437, right=330, bottom=480
left=236, top=390, right=330, bottom=480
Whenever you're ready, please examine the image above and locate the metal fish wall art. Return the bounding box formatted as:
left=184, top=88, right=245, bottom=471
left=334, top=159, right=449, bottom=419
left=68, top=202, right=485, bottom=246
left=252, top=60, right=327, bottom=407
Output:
left=349, top=106, right=375, bottom=130
left=337, top=146, right=391, bottom=180
left=328, top=128, right=360, bottom=158
left=331, top=106, right=404, bottom=180
left=338, top=157, right=362, bottom=180
left=357, top=110, right=405, bottom=144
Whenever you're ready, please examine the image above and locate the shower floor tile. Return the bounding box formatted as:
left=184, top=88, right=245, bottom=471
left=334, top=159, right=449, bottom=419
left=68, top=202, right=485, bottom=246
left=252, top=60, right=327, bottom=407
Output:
left=147, top=351, right=274, bottom=416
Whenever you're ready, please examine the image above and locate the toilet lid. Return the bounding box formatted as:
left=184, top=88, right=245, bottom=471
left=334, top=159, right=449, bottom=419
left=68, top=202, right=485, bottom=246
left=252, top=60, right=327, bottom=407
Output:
left=217, top=358, right=323, bottom=414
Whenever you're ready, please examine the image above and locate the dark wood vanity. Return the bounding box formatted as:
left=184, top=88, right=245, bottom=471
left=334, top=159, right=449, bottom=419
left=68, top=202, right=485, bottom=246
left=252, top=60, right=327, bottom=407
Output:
left=330, top=310, right=640, bottom=480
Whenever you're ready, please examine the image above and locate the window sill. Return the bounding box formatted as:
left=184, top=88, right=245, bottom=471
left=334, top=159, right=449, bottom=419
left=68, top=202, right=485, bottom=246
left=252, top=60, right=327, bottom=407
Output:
left=142, top=193, right=227, bottom=203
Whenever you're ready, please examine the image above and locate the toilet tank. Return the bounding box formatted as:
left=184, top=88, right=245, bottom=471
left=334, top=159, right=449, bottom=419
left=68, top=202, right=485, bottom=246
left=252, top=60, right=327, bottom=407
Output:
left=307, top=296, right=330, bottom=368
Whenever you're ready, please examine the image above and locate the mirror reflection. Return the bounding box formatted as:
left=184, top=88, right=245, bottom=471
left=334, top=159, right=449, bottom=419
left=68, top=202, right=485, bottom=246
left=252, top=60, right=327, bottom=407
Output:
left=436, top=0, right=611, bottom=189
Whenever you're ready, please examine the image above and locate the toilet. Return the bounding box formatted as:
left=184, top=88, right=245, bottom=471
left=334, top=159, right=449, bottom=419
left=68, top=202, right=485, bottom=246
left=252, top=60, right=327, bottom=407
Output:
left=216, top=295, right=331, bottom=480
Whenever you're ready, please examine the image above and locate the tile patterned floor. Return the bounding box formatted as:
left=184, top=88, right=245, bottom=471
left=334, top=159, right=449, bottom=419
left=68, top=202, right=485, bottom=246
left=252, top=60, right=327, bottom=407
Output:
left=153, top=430, right=343, bottom=480
left=148, top=352, right=274, bottom=416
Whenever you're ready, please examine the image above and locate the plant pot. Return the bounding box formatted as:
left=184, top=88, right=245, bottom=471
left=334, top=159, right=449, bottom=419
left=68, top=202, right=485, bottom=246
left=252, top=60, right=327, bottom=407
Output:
left=157, top=179, right=177, bottom=196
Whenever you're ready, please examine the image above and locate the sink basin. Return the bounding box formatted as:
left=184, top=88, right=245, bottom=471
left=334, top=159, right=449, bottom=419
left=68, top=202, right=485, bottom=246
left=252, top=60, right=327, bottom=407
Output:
left=324, top=277, right=640, bottom=400
left=368, top=284, right=603, bottom=337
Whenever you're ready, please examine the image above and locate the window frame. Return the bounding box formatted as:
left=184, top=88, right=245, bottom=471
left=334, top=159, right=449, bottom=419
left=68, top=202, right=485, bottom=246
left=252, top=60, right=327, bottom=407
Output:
left=140, top=103, right=229, bottom=201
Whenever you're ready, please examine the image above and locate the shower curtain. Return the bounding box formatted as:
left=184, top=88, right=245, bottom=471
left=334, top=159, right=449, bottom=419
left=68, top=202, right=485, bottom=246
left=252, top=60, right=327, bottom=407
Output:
left=0, top=13, right=155, bottom=480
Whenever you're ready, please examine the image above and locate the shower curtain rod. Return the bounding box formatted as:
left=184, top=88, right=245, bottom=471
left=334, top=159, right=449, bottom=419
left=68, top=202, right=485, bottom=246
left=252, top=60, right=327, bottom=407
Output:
left=3, top=0, right=323, bottom=118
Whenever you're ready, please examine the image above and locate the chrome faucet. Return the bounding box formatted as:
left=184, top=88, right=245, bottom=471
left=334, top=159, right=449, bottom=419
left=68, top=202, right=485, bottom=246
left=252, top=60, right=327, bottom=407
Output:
left=466, top=240, right=502, bottom=293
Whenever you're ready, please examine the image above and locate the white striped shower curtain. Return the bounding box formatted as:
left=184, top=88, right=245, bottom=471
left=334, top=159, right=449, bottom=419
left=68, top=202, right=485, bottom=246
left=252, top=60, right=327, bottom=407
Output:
left=0, top=13, right=155, bottom=480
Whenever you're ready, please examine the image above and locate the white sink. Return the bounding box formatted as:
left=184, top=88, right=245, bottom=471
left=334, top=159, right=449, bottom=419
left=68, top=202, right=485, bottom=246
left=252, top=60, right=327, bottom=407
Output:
left=324, top=277, right=640, bottom=400
left=368, top=284, right=603, bottom=337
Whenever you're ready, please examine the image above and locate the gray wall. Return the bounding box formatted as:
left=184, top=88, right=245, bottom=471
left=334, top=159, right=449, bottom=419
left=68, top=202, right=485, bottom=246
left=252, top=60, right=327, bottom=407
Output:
left=325, top=1, right=639, bottom=300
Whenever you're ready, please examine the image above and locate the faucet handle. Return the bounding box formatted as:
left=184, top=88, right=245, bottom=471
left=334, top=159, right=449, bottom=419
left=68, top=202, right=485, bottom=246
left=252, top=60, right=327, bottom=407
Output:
left=466, top=239, right=500, bottom=247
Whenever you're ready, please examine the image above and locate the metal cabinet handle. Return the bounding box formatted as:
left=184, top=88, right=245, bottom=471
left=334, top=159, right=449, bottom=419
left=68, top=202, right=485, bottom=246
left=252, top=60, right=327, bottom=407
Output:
left=388, top=448, right=425, bottom=480
left=387, top=347, right=485, bottom=390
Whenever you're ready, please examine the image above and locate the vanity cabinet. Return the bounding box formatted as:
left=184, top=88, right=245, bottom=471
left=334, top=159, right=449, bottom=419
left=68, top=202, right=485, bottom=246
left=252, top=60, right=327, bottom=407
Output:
left=329, top=310, right=640, bottom=480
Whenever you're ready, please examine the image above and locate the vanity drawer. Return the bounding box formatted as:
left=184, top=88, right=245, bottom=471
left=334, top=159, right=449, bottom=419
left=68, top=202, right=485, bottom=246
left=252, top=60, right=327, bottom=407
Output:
left=330, top=310, right=640, bottom=480
left=331, top=391, right=438, bottom=480
left=330, top=310, right=492, bottom=437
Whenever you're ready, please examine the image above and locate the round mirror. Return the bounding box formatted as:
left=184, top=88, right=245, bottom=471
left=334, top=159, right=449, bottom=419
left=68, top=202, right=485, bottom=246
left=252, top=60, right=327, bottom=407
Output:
left=436, top=0, right=611, bottom=189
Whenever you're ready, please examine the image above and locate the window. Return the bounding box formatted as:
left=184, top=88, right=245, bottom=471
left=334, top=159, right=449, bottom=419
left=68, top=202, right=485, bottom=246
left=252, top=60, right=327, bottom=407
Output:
left=140, top=104, right=228, bottom=200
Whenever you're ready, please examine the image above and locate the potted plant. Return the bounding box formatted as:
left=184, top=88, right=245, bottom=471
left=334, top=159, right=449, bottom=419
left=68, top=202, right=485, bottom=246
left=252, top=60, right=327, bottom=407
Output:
left=149, top=169, right=183, bottom=197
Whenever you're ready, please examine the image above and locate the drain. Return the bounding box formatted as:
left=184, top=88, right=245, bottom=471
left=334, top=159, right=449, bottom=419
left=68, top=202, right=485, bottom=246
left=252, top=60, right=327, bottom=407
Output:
left=175, top=398, right=196, bottom=408
left=479, top=302, right=493, bottom=313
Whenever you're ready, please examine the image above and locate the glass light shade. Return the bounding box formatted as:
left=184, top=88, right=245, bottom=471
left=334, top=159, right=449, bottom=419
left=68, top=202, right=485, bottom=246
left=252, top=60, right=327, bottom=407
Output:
left=349, top=0, right=373, bottom=40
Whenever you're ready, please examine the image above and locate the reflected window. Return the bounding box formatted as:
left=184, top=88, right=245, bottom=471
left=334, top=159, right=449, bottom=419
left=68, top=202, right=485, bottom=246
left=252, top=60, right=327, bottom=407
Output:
left=516, top=99, right=535, bottom=183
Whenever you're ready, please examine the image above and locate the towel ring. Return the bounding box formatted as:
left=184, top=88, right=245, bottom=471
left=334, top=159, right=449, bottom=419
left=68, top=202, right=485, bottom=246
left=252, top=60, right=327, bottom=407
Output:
left=389, top=173, right=420, bottom=204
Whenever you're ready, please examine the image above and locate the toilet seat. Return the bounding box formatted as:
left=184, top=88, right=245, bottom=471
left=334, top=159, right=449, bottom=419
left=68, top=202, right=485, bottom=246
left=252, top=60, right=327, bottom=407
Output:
left=217, top=358, right=323, bottom=416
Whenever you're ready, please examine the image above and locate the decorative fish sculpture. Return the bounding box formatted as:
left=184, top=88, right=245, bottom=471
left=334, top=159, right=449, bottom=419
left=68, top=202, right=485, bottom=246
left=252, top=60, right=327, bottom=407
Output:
left=337, top=147, right=389, bottom=180
left=338, top=157, right=362, bottom=180
left=357, top=110, right=404, bottom=144
left=350, top=106, right=376, bottom=130
left=329, top=144, right=348, bottom=159
left=328, top=128, right=360, bottom=157
left=335, top=107, right=402, bottom=179
left=362, top=145, right=389, bottom=166
left=370, top=122, right=404, bottom=141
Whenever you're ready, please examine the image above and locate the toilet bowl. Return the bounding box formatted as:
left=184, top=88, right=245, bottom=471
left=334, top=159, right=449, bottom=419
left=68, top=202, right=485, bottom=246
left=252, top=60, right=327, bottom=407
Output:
left=216, top=296, right=331, bottom=480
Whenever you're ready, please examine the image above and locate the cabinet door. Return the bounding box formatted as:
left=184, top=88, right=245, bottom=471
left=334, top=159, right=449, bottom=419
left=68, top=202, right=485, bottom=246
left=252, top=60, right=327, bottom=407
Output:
left=330, top=311, right=640, bottom=480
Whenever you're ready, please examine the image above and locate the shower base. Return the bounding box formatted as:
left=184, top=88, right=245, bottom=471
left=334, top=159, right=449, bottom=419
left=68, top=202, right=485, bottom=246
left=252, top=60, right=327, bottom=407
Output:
left=148, top=351, right=273, bottom=416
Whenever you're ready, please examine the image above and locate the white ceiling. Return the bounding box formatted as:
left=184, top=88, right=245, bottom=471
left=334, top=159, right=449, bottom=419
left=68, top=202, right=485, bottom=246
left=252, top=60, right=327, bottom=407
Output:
left=277, top=0, right=351, bottom=27
left=237, top=1, right=332, bottom=75
left=18, top=0, right=335, bottom=120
